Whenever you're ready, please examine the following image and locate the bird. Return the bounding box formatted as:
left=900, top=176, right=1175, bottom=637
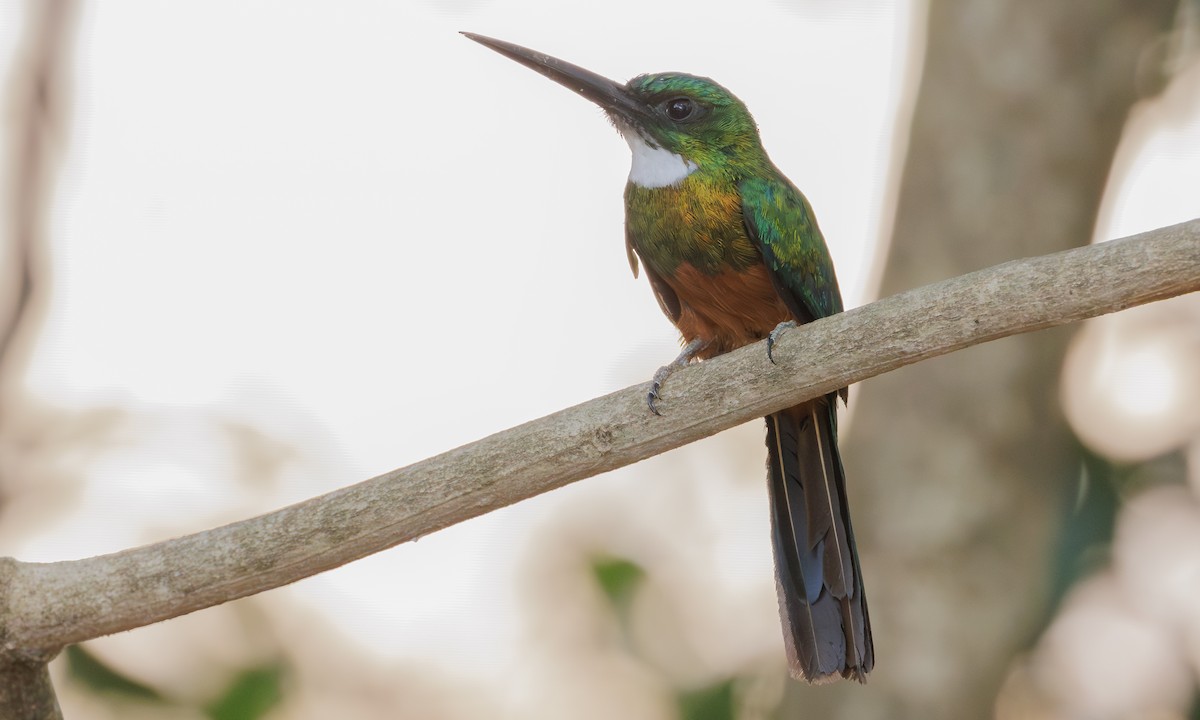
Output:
left=463, top=32, right=872, bottom=683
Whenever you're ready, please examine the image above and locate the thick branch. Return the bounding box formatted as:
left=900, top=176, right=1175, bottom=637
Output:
left=0, top=656, right=60, bottom=720
left=1, top=219, right=1197, bottom=658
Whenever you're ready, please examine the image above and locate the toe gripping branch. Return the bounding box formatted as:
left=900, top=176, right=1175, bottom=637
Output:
left=647, top=337, right=709, bottom=415
left=766, top=320, right=796, bottom=365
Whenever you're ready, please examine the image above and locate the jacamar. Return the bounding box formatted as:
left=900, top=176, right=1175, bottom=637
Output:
left=464, top=33, right=872, bottom=683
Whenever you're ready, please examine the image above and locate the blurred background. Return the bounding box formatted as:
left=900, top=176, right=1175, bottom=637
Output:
left=1, top=0, right=1198, bottom=718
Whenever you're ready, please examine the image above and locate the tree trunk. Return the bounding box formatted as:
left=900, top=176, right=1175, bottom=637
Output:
left=784, top=1, right=1180, bottom=717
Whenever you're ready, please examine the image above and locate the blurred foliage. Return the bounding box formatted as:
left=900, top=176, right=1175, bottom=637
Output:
left=205, top=664, right=285, bottom=720
left=66, top=644, right=285, bottom=719
left=65, top=644, right=162, bottom=701
left=677, top=679, right=736, bottom=720
left=591, top=556, right=745, bottom=720
left=1046, top=443, right=1190, bottom=625
left=591, top=555, right=645, bottom=622
left=1046, top=443, right=1120, bottom=610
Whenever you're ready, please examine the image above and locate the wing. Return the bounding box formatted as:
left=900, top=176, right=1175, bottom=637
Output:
left=626, top=223, right=681, bottom=323
left=739, top=175, right=843, bottom=324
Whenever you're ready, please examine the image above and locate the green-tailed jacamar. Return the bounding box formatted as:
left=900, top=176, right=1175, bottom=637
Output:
left=464, top=33, right=872, bottom=683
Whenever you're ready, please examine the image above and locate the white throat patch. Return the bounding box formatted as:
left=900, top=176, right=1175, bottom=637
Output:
left=624, top=133, right=698, bottom=188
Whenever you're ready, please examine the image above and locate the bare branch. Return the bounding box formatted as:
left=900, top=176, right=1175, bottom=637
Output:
left=0, top=219, right=1196, bottom=664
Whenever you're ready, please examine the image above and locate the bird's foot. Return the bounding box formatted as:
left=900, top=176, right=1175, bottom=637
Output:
left=766, top=321, right=797, bottom=365
left=647, top=337, right=709, bottom=415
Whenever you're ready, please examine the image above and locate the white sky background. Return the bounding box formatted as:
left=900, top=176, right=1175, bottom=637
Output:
left=3, top=0, right=1198, bottom=709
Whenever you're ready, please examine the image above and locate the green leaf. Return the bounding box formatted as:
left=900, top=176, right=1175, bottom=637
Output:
left=591, top=556, right=645, bottom=618
left=677, top=678, right=736, bottom=720
left=1047, top=444, right=1119, bottom=610
left=65, top=644, right=162, bottom=701
left=205, top=664, right=285, bottom=720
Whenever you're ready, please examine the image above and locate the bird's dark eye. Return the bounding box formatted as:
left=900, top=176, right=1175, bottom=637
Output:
left=665, top=97, right=695, bottom=121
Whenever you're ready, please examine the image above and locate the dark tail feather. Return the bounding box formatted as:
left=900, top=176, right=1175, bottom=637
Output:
left=765, top=397, right=873, bottom=682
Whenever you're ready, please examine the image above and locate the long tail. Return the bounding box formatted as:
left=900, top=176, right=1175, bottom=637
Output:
left=765, top=397, right=872, bottom=682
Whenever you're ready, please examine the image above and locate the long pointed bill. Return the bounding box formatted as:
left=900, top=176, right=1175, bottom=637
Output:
left=462, top=33, right=649, bottom=124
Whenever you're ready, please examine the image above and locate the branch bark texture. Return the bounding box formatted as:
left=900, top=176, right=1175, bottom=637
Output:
left=0, top=654, right=61, bottom=720
left=0, top=220, right=1195, bottom=664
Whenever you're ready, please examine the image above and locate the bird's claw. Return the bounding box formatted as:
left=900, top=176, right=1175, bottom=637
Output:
left=647, top=383, right=664, bottom=416
left=645, top=337, right=709, bottom=415
left=647, top=362, right=676, bottom=415
left=766, top=321, right=797, bottom=365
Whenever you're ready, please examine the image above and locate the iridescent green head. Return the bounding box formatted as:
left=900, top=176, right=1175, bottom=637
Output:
left=615, top=73, right=765, bottom=180
left=463, top=33, right=769, bottom=185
